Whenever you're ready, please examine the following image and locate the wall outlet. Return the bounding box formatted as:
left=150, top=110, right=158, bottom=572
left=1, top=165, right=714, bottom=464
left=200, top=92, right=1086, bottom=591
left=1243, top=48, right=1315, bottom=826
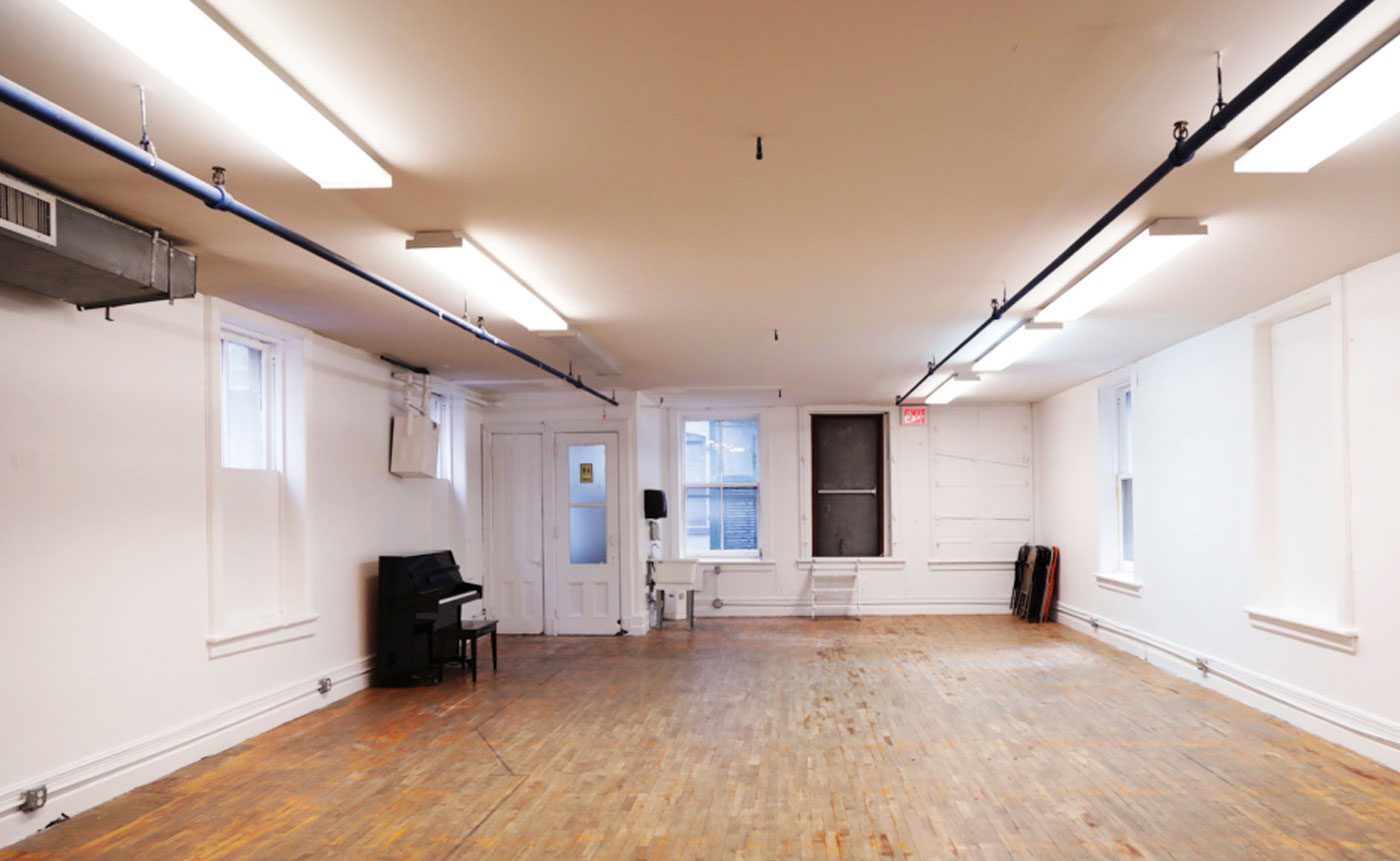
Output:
left=20, top=785, right=47, bottom=813
left=317, top=677, right=332, bottom=694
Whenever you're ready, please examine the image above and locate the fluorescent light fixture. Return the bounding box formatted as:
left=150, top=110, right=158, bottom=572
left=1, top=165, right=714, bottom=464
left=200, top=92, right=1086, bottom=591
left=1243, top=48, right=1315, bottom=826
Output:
left=973, top=322, right=1063, bottom=372
left=905, top=368, right=944, bottom=400
left=925, top=373, right=980, bottom=405
left=1236, top=34, right=1400, bottom=173
left=407, top=231, right=567, bottom=332
left=539, top=328, right=623, bottom=376
left=53, top=0, right=390, bottom=189
left=1035, top=218, right=1207, bottom=324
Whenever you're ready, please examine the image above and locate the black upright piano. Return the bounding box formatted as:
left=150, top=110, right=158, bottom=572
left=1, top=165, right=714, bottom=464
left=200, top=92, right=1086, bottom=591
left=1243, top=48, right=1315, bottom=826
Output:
left=375, top=551, right=482, bottom=685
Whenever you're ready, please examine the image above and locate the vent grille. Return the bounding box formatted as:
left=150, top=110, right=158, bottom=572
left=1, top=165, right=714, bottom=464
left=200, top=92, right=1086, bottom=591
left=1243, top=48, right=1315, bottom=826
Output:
left=0, top=174, right=57, bottom=245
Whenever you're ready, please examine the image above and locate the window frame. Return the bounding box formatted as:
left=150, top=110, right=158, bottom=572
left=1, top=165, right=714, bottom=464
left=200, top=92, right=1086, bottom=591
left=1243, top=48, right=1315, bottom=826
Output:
left=430, top=391, right=452, bottom=481
left=206, top=302, right=313, bottom=658
left=1113, top=382, right=1134, bottom=573
left=1245, top=280, right=1355, bottom=649
left=678, top=414, right=762, bottom=559
left=810, top=412, right=888, bottom=558
left=219, top=325, right=282, bottom=472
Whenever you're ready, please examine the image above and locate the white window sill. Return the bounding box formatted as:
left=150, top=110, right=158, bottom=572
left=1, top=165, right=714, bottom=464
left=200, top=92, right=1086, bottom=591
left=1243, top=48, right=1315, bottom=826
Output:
left=1245, top=607, right=1357, bottom=654
left=797, top=558, right=905, bottom=573
left=926, top=559, right=1015, bottom=571
left=691, top=558, right=775, bottom=571
left=1095, top=572, right=1142, bottom=596
left=208, top=613, right=319, bottom=659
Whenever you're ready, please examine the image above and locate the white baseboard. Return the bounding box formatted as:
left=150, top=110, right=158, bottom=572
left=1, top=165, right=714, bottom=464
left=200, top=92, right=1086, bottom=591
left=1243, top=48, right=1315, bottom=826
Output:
left=694, top=596, right=1011, bottom=618
left=1, top=656, right=374, bottom=850
left=1055, top=603, right=1400, bottom=773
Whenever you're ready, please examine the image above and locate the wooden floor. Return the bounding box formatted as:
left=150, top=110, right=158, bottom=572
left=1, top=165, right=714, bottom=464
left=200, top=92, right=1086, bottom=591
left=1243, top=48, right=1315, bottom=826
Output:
left=7, top=617, right=1400, bottom=860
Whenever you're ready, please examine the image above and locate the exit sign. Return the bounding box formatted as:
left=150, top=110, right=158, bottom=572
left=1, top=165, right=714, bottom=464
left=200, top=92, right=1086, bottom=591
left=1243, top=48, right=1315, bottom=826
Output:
left=902, top=406, right=927, bottom=426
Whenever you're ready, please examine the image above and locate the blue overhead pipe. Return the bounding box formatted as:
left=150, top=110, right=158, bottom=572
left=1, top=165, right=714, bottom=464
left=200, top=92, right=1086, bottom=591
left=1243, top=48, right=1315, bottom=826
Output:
left=0, top=72, right=618, bottom=407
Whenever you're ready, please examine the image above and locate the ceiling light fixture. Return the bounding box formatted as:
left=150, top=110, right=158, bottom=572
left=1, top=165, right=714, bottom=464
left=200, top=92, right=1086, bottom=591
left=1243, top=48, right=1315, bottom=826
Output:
left=539, top=329, right=622, bottom=376
left=972, top=322, right=1063, bottom=373
left=1034, top=218, right=1207, bottom=324
left=1235, top=33, right=1400, bottom=173
left=925, top=373, right=980, bottom=405
left=53, top=0, right=390, bottom=189
left=406, top=231, right=567, bottom=332
left=902, top=365, right=945, bottom=401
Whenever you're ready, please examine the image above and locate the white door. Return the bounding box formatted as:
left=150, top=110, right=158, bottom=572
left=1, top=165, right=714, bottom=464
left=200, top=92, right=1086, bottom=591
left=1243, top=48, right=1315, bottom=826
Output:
left=486, top=433, right=545, bottom=634
left=553, top=432, right=620, bottom=635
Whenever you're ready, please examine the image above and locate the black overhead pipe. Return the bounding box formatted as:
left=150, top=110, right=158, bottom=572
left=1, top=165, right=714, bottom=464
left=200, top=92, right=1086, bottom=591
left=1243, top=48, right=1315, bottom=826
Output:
left=896, top=0, right=1378, bottom=405
left=0, top=73, right=619, bottom=407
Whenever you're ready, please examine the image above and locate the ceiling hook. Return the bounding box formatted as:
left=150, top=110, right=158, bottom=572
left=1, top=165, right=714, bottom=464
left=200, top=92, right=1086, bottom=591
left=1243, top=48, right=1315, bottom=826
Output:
left=136, top=85, right=158, bottom=166
left=1211, top=51, right=1228, bottom=118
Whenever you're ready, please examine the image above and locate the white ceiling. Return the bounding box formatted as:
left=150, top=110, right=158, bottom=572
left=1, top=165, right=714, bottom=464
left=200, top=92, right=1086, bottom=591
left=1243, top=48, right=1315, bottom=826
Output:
left=2, top=0, right=1399, bottom=404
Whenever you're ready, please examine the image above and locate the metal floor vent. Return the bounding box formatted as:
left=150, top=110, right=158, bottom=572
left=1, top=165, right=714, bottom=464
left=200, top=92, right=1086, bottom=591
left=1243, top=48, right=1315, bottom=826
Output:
left=0, top=173, right=56, bottom=245
left=0, top=170, right=195, bottom=310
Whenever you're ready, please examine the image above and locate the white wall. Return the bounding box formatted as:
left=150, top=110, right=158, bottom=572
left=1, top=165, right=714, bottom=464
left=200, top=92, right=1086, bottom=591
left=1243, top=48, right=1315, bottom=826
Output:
left=651, top=403, right=1033, bottom=616
left=0, top=286, right=477, bottom=846
left=471, top=394, right=1033, bottom=627
left=1035, top=249, right=1400, bottom=771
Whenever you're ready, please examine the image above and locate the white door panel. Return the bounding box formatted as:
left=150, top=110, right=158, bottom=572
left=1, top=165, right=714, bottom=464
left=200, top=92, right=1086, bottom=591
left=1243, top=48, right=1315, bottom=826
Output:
left=487, top=433, right=545, bottom=634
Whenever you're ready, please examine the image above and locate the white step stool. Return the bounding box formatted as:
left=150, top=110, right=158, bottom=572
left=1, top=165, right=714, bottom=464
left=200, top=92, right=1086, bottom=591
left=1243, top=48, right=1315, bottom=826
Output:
left=809, top=559, right=862, bottom=619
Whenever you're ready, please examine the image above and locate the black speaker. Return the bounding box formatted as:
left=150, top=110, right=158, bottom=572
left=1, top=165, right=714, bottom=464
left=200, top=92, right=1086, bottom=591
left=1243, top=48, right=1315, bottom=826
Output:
left=644, top=489, right=667, bottom=520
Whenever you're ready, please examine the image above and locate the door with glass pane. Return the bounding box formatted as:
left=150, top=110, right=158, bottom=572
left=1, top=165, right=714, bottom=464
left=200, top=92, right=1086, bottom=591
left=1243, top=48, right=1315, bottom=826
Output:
left=553, top=432, right=620, bottom=635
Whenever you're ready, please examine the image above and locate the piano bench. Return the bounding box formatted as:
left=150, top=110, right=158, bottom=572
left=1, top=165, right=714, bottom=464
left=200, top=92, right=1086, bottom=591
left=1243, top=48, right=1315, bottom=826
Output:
left=456, top=619, right=498, bottom=683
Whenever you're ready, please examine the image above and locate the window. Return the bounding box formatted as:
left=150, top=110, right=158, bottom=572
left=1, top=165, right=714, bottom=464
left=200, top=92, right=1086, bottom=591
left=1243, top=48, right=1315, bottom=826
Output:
left=430, top=392, right=452, bottom=480
left=811, top=414, right=885, bottom=557
left=1114, top=384, right=1134, bottom=570
left=208, top=306, right=311, bottom=658
left=682, top=418, right=759, bottom=556
left=220, top=328, right=279, bottom=470
left=567, top=443, right=608, bottom=564
left=1095, top=376, right=1139, bottom=591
